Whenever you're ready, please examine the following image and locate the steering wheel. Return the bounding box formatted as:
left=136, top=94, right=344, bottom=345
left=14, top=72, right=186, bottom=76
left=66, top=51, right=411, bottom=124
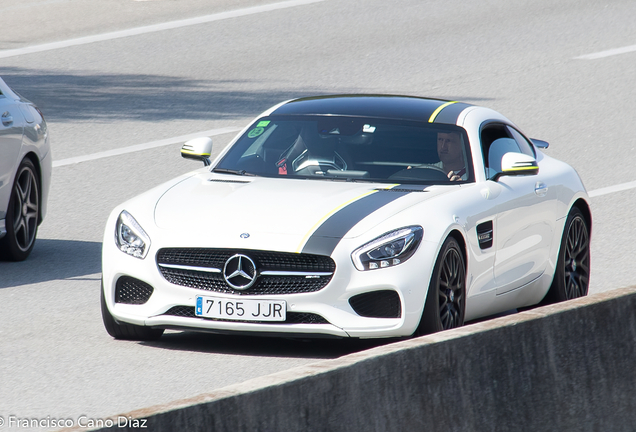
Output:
left=389, top=165, right=450, bottom=182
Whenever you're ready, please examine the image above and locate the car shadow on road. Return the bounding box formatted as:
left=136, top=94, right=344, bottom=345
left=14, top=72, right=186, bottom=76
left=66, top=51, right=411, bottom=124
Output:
left=138, top=310, right=519, bottom=359
left=0, top=238, right=102, bottom=288
left=0, top=68, right=329, bottom=123
left=139, top=308, right=524, bottom=359
left=140, top=331, right=400, bottom=360
left=0, top=68, right=494, bottom=124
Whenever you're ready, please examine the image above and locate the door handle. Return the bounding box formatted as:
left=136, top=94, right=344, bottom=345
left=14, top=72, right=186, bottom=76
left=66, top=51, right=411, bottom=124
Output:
left=1, top=111, right=13, bottom=126
left=535, top=181, right=548, bottom=197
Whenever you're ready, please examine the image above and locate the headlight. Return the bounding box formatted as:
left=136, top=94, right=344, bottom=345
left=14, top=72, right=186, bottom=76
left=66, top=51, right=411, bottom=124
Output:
left=351, top=226, right=423, bottom=271
left=115, top=210, right=151, bottom=259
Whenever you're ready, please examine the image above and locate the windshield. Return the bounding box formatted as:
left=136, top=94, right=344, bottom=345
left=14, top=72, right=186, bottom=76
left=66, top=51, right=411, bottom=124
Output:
left=215, top=115, right=473, bottom=184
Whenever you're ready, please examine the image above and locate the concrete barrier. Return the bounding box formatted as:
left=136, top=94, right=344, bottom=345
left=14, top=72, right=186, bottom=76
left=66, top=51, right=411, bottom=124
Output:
left=64, top=286, right=636, bottom=432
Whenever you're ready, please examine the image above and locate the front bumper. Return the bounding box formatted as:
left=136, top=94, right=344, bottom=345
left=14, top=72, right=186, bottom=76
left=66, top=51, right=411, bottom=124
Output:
left=102, top=225, right=439, bottom=339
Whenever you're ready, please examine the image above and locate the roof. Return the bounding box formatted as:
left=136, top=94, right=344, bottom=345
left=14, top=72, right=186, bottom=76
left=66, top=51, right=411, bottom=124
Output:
left=270, top=95, right=473, bottom=125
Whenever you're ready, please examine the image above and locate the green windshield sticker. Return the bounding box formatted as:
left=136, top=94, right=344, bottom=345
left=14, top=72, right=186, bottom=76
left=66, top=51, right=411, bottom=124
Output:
left=247, top=127, right=265, bottom=138
left=257, top=120, right=271, bottom=127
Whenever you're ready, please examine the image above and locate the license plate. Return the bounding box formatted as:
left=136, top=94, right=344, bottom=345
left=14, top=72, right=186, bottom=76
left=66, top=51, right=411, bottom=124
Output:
left=195, top=296, right=286, bottom=322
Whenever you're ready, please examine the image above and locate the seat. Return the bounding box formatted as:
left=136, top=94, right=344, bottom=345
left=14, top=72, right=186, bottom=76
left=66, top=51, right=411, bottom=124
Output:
left=278, top=127, right=348, bottom=175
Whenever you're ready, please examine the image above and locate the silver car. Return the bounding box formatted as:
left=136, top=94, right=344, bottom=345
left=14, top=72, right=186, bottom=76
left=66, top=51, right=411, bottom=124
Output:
left=0, top=77, right=52, bottom=261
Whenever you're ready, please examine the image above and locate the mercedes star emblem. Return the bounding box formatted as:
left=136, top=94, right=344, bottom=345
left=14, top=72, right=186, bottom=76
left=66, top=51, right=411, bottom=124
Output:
left=223, top=254, right=257, bottom=290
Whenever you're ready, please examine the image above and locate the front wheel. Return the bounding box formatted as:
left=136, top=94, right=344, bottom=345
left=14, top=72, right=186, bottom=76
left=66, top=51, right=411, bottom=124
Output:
left=545, top=207, right=590, bottom=303
left=101, top=284, right=164, bottom=341
left=416, top=236, right=466, bottom=336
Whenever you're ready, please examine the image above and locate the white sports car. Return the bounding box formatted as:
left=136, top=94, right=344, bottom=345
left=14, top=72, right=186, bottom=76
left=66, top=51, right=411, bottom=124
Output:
left=101, top=95, right=591, bottom=340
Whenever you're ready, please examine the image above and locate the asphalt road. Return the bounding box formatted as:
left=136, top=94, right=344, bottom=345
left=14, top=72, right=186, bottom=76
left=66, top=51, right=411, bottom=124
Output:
left=1, top=0, right=635, bottom=429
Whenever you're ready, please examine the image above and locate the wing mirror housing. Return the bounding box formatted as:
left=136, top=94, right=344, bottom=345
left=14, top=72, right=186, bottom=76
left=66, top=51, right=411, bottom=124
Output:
left=492, top=152, right=539, bottom=181
left=530, top=138, right=549, bottom=149
left=181, top=137, right=213, bottom=166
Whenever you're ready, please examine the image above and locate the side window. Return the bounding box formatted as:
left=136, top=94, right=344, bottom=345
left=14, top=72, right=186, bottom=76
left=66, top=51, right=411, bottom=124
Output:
left=506, top=126, right=536, bottom=157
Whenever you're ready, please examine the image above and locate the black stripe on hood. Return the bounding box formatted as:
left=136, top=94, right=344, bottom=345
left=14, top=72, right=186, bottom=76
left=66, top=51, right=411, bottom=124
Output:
left=301, top=188, right=418, bottom=256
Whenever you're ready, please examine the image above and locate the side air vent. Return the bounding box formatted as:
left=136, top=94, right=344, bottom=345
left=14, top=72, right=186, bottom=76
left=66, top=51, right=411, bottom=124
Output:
left=476, top=221, right=494, bottom=250
left=349, top=290, right=401, bottom=318
left=115, top=276, right=154, bottom=304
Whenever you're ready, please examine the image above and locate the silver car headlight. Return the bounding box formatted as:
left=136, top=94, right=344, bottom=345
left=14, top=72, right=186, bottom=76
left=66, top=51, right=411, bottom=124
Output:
left=351, top=226, right=423, bottom=271
left=115, top=210, right=151, bottom=259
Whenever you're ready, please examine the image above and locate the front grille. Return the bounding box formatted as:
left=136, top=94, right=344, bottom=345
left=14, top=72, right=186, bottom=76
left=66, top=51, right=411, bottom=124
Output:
left=164, top=306, right=196, bottom=317
left=163, top=306, right=329, bottom=325
left=115, top=276, right=154, bottom=304
left=349, top=290, right=402, bottom=318
left=157, top=248, right=335, bottom=295
left=157, top=248, right=335, bottom=272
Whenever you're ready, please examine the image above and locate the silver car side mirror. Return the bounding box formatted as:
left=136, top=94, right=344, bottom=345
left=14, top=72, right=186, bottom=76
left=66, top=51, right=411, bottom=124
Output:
left=181, top=137, right=213, bottom=166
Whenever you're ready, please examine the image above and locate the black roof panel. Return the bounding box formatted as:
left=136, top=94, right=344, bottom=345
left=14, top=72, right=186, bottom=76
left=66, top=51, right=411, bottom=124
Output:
left=271, top=95, right=472, bottom=124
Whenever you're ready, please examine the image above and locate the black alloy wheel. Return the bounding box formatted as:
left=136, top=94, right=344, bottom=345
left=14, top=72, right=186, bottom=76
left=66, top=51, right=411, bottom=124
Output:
left=546, top=207, right=590, bottom=303
left=563, top=213, right=590, bottom=298
left=416, top=236, right=466, bottom=335
left=0, top=158, right=40, bottom=261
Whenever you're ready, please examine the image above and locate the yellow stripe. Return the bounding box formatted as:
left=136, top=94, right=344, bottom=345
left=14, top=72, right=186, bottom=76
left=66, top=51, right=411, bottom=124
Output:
left=428, top=101, right=457, bottom=123
left=295, top=184, right=400, bottom=253
left=181, top=150, right=210, bottom=157
left=502, top=165, right=538, bottom=172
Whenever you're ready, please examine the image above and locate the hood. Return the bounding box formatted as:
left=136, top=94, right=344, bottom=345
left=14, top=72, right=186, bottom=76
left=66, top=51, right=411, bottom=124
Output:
left=154, top=173, right=447, bottom=254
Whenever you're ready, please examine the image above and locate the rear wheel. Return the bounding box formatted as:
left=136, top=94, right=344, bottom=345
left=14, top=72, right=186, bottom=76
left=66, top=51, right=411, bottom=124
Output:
left=101, top=284, right=164, bottom=341
left=0, top=158, right=40, bottom=261
left=545, top=207, right=590, bottom=303
left=416, top=236, right=466, bottom=336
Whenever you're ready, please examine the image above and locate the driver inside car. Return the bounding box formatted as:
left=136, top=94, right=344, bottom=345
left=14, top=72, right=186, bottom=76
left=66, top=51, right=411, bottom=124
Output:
left=434, top=131, right=467, bottom=181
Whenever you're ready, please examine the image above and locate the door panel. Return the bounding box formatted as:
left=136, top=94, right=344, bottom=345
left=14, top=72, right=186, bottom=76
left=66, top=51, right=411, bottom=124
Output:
left=0, top=98, right=24, bottom=219
left=493, top=173, right=556, bottom=294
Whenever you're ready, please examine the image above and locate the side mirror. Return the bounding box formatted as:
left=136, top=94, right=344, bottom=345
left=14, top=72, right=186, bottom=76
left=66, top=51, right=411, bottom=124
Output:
left=492, top=152, right=539, bottom=181
left=181, top=137, right=213, bottom=166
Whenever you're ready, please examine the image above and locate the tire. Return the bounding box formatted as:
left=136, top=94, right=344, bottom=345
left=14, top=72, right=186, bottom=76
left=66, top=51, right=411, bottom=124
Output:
left=101, top=284, right=164, bottom=341
left=0, top=158, right=40, bottom=261
left=416, top=236, right=466, bottom=336
left=545, top=207, right=590, bottom=303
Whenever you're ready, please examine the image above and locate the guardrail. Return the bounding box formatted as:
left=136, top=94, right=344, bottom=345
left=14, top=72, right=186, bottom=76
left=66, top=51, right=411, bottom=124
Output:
left=63, top=286, right=636, bottom=432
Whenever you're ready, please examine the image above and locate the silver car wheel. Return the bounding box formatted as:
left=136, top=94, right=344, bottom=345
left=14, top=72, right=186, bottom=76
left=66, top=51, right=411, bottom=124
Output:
left=1, top=158, right=39, bottom=261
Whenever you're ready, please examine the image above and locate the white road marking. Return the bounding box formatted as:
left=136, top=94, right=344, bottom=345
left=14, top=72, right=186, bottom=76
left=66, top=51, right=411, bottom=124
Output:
left=52, top=127, right=240, bottom=167
left=0, top=0, right=324, bottom=60
left=588, top=180, right=636, bottom=198
left=575, top=44, right=636, bottom=60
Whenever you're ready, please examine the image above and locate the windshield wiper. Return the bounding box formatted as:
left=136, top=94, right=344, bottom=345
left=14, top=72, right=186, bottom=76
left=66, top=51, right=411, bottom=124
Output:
left=212, top=168, right=257, bottom=177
